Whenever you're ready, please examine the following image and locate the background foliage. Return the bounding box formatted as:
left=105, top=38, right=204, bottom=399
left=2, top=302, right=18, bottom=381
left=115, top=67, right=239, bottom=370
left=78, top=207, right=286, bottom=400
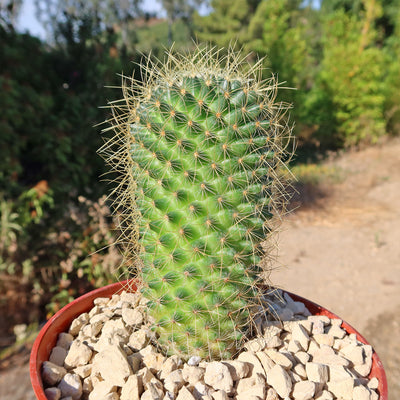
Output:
left=0, top=0, right=399, bottom=333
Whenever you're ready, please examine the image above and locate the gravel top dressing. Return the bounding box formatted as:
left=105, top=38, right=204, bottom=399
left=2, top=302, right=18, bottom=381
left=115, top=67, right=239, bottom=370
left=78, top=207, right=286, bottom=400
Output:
left=41, top=290, right=379, bottom=400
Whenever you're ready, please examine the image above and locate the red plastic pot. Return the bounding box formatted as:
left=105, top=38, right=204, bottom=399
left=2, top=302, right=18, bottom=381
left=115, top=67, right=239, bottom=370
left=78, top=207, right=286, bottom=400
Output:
left=30, top=281, right=388, bottom=399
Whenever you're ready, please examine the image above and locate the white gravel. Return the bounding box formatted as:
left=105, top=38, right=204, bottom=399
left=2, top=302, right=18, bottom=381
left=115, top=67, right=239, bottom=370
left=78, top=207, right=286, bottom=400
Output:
left=41, top=290, right=380, bottom=400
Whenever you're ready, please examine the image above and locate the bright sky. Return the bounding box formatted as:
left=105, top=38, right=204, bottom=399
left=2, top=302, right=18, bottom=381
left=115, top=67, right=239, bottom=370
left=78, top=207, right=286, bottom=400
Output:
left=17, top=0, right=164, bottom=39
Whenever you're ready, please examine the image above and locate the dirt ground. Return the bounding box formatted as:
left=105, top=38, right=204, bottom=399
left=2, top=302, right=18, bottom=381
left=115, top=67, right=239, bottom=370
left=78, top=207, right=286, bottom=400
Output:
left=1, top=137, right=399, bottom=399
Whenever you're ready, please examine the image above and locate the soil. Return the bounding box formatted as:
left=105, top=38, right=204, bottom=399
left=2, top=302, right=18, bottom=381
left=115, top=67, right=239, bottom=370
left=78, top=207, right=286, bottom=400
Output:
left=1, top=137, right=399, bottom=400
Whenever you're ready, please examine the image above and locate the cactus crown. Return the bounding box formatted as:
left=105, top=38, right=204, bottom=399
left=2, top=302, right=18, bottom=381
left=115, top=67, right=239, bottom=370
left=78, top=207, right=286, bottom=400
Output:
left=101, top=46, right=293, bottom=360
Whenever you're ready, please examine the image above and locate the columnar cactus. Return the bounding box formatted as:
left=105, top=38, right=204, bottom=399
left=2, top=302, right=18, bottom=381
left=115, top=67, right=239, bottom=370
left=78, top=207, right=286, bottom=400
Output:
left=102, top=47, right=292, bottom=360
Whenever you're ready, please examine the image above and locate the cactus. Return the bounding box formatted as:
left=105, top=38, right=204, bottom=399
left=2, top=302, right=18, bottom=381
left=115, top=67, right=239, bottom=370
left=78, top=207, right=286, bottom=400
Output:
left=101, top=47, right=293, bottom=360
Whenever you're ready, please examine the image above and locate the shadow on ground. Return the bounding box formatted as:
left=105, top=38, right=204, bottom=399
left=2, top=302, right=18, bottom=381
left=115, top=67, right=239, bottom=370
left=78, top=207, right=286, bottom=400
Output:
left=363, top=306, right=400, bottom=400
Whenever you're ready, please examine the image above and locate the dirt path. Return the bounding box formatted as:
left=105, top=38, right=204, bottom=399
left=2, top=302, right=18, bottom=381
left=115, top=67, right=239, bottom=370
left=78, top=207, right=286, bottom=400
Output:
left=272, top=136, right=400, bottom=398
left=1, top=137, right=399, bottom=399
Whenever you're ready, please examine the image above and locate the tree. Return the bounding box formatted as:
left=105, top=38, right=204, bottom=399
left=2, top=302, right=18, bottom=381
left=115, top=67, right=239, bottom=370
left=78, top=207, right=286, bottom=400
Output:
left=306, top=2, right=386, bottom=147
left=158, top=0, right=205, bottom=44
left=34, top=0, right=142, bottom=48
left=0, top=0, right=22, bottom=31
left=194, top=0, right=261, bottom=48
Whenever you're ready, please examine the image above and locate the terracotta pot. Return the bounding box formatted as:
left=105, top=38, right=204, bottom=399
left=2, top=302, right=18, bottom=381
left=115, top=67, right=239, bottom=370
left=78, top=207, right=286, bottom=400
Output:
left=30, top=281, right=388, bottom=399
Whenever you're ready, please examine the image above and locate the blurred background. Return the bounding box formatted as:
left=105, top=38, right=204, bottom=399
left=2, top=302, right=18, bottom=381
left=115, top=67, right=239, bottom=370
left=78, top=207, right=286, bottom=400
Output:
left=0, top=0, right=399, bottom=398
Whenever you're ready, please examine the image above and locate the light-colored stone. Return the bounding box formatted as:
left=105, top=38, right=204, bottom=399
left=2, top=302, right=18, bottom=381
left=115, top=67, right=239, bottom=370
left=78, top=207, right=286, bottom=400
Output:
left=192, top=382, right=211, bottom=400
left=44, top=387, right=62, bottom=400
left=244, top=338, right=266, bottom=352
left=92, top=344, right=132, bottom=386
left=182, top=365, right=205, bottom=386
left=141, top=379, right=164, bottom=400
left=353, top=385, right=373, bottom=400
left=42, top=361, right=67, bottom=386
left=88, top=381, right=118, bottom=400
left=266, top=387, right=279, bottom=400
left=255, top=351, right=275, bottom=374
left=236, top=386, right=266, bottom=399
left=73, top=364, right=92, bottom=379
left=164, top=369, right=185, bottom=394
left=314, top=389, right=333, bottom=400
left=204, top=362, right=233, bottom=394
left=340, top=344, right=364, bottom=365
left=138, top=367, right=157, bottom=388
left=69, top=313, right=89, bottom=336
left=142, top=388, right=162, bottom=400
left=313, top=334, right=334, bottom=347
left=305, top=362, right=329, bottom=383
left=103, top=393, right=120, bottom=400
left=56, top=333, right=74, bottom=350
left=367, top=377, right=379, bottom=390
left=292, top=380, right=316, bottom=400
left=88, top=305, right=100, bottom=318
left=237, top=352, right=266, bottom=377
left=211, top=390, right=228, bottom=400
left=222, top=361, right=251, bottom=380
left=331, top=319, right=342, bottom=327
left=328, top=364, right=354, bottom=381
left=265, top=349, right=292, bottom=369
left=89, top=312, right=109, bottom=326
left=307, top=340, right=320, bottom=356
left=143, top=350, right=166, bottom=373
left=235, top=395, right=262, bottom=400
left=64, top=340, right=93, bottom=369
left=159, top=357, right=180, bottom=380
left=236, top=372, right=266, bottom=398
left=120, top=291, right=141, bottom=306
left=188, top=356, right=202, bottom=366
left=266, top=364, right=292, bottom=399
left=49, top=346, right=68, bottom=366
left=292, top=321, right=311, bottom=351
left=293, top=363, right=307, bottom=380
left=353, top=345, right=373, bottom=377
left=122, top=307, right=144, bottom=326
left=326, top=378, right=354, bottom=400
left=81, top=321, right=103, bottom=338
left=312, top=345, right=350, bottom=367
left=327, top=325, right=346, bottom=339
left=176, top=386, right=196, bottom=400
left=93, top=297, right=110, bottom=306
left=370, top=389, right=379, bottom=400
left=82, top=376, right=93, bottom=394
left=288, top=370, right=302, bottom=383
left=95, top=319, right=130, bottom=349
left=287, top=339, right=302, bottom=353
left=263, top=325, right=282, bottom=340
left=311, top=319, right=325, bottom=335
left=121, top=375, right=143, bottom=400
left=294, top=351, right=310, bottom=365
left=58, top=373, right=82, bottom=400
left=308, top=315, right=330, bottom=326
left=265, top=335, right=283, bottom=349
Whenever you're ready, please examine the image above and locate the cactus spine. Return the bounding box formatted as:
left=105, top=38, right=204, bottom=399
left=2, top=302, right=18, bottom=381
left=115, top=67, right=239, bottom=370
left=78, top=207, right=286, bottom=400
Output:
left=102, top=47, right=292, bottom=360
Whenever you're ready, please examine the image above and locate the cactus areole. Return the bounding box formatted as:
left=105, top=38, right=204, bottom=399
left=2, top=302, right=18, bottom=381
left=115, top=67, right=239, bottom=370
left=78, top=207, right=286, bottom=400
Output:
left=103, top=47, right=293, bottom=360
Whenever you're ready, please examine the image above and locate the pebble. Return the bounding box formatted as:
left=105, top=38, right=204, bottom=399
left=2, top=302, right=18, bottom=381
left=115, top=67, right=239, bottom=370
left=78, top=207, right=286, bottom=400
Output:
left=187, top=356, right=202, bottom=366
left=44, top=387, right=62, bottom=400
left=41, top=290, right=380, bottom=400
left=266, top=364, right=292, bottom=398
left=291, top=380, right=315, bottom=400
left=204, top=362, right=233, bottom=394
left=57, top=373, right=82, bottom=400
left=42, top=361, right=67, bottom=386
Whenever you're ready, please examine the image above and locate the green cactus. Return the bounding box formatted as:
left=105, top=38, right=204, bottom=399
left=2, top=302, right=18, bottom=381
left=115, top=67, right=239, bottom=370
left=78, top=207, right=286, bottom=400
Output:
left=102, top=47, right=293, bottom=360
